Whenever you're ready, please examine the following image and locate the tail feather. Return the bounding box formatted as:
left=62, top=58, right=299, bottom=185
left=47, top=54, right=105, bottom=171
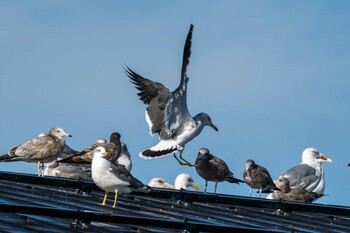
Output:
left=0, top=153, right=18, bottom=162
left=226, top=176, right=245, bottom=184
left=0, top=144, right=21, bottom=162
left=139, top=140, right=182, bottom=159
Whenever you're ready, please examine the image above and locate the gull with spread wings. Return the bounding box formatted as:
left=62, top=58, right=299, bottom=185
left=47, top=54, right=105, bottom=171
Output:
left=125, top=24, right=218, bottom=166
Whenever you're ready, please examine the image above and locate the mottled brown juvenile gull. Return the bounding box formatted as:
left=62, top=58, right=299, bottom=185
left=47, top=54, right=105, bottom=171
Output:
left=61, top=133, right=120, bottom=164
left=148, top=173, right=199, bottom=191
left=125, top=24, right=218, bottom=167
left=195, top=148, right=244, bottom=193
left=270, top=177, right=323, bottom=203
left=44, top=161, right=91, bottom=180
left=91, top=146, right=149, bottom=208
left=0, top=127, right=72, bottom=176
left=243, top=159, right=278, bottom=197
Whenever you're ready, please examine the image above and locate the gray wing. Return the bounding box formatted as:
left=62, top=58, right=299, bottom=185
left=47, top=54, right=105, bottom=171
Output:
left=15, top=136, right=63, bottom=162
left=59, top=143, right=97, bottom=163
left=282, top=164, right=317, bottom=189
left=54, top=164, right=91, bottom=179
left=125, top=66, right=170, bottom=137
left=164, top=24, right=194, bottom=138
left=108, top=162, right=145, bottom=189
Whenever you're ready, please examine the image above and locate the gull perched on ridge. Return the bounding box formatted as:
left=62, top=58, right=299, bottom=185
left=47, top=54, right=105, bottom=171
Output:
left=91, top=146, right=148, bottom=208
left=125, top=24, right=218, bottom=166
left=195, top=148, right=244, bottom=193
left=61, top=133, right=121, bottom=164
left=243, top=159, right=278, bottom=197
left=0, top=127, right=72, bottom=176
left=148, top=173, right=199, bottom=191
left=270, top=177, right=323, bottom=203
left=267, top=148, right=332, bottom=200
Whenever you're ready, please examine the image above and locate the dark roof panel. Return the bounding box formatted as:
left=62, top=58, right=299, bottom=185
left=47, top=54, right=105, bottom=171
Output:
left=0, top=171, right=349, bottom=232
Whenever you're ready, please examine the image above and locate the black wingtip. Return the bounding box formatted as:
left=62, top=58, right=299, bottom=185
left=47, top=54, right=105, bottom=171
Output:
left=181, top=24, right=193, bottom=81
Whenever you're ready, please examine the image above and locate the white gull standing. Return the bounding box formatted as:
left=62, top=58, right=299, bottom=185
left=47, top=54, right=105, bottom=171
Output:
left=267, top=147, right=332, bottom=199
left=125, top=24, right=218, bottom=166
left=91, top=146, right=148, bottom=208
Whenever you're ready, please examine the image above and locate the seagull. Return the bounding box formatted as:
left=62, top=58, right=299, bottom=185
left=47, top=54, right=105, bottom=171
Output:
left=279, top=148, right=331, bottom=194
left=0, top=127, right=72, bottom=176
left=174, top=173, right=199, bottom=191
left=148, top=178, right=175, bottom=189
left=112, top=142, right=132, bottom=171
left=91, top=146, right=149, bottom=208
left=148, top=173, right=199, bottom=191
left=61, top=133, right=121, bottom=164
left=270, top=177, right=323, bottom=203
left=195, top=148, right=244, bottom=193
left=125, top=24, right=218, bottom=166
left=44, top=160, right=91, bottom=180
left=243, top=159, right=278, bottom=197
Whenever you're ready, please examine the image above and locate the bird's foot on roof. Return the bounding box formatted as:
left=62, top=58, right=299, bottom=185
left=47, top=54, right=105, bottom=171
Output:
left=173, top=153, right=197, bottom=167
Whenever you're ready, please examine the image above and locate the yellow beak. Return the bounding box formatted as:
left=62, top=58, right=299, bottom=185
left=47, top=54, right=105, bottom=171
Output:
left=191, top=183, right=200, bottom=191
left=102, top=151, right=109, bottom=156
left=320, top=154, right=332, bottom=163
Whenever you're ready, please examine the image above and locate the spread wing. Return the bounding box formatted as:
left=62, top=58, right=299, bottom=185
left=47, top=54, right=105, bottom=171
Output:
left=164, top=24, right=194, bottom=137
left=125, top=66, right=170, bottom=137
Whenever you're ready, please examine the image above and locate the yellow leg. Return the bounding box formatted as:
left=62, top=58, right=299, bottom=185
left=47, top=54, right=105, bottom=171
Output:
left=112, top=191, right=118, bottom=208
left=173, top=151, right=196, bottom=167
left=101, top=192, right=108, bottom=206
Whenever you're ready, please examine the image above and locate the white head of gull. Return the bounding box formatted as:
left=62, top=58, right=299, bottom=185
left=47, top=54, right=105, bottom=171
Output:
left=174, top=173, right=199, bottom=191
left=125, top=24, right=218, bottom=167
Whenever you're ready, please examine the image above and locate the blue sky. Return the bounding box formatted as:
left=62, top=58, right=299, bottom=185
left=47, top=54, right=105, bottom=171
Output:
left=1, top=1, right=349, bottom=206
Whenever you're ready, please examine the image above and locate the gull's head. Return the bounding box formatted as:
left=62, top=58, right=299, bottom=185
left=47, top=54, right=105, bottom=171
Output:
left=110, top=132, right=121, bottom=143
left=174, top=173, right=200, bottom=191
left=195, top=113, right=218, bottom=132
left=197, top=148, right=212, bottom=161
left=49, top=127, right=72, bottom=139
left=95, top=138, right=107, bottom=144
left=302, top=148, right=332, bottom=164
left=93, top=146, right=109, bottom=158
left=244, top=159, right=255, bottom=170
left=148, top=178, right=173, bottom=189
left=275, top=177, right=290, bottom=192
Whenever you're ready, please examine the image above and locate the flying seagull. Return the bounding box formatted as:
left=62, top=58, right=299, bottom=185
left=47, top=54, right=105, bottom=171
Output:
left=270, top=177, right=323, bottom=203
left=125, top=24, right=218, bottom=166
left=0, top=127, right=72, bottom=176
left=243, top=159, right=278, bottom=197
left=91, top=146, right=148, bottom=208
left=195, top=148, right=244, bottom=193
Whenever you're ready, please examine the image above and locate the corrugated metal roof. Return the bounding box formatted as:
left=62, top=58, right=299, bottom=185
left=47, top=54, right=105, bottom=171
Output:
left=0, top=171, right=349, bottom=233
